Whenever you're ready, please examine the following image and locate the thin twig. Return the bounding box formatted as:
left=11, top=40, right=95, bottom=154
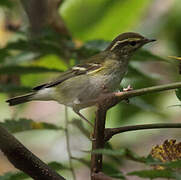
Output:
left=105, top=123, right=181, bottom=141
left=0, top=125, right=65, bottom=180
left=99, top=81, right=181, bottom=109
left=65, top=107, right=76, bottom=180
left=116, top=81, right=181, bottom=99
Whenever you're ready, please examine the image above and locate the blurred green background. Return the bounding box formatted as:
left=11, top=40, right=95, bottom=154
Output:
left=0, top=0, right=181, bottom=179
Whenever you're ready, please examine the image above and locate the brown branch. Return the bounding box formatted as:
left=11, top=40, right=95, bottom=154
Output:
left=104, top=123, right=181, bottom=141
left=0, top=125, right=65, bottom=180
left=91, top=81, right=181, bottom=178
left=98, top=81, right=181, bottom=109
left=47, top=0, right=70, bottom=36
left=20, top=0, right=70, bottom=36
left=20, top=0, right=72, bottom=62
left=91, top=104, right=107, bottom=180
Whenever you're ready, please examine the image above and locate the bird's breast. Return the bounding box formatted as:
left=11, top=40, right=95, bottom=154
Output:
left=91, top=61, right=128, bottom=92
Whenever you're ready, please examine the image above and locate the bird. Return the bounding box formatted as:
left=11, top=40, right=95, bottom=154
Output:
left=6, top=32, right=156, bottom=126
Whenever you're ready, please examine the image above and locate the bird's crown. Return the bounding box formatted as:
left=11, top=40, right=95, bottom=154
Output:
left=106, top=32, right=155, bottom=54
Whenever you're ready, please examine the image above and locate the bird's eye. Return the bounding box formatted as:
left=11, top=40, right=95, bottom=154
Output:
left=130, top=41, right=137, bottom=46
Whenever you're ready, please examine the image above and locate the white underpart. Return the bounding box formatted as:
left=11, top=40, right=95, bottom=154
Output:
left=32, top=88, right=55, bottom=101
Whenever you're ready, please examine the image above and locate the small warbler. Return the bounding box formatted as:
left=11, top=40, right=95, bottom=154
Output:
left=6, top=32, right=155, bottom=126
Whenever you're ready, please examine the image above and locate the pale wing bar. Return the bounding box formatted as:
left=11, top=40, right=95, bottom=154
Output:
left=32, top=63, right=101, bottom=90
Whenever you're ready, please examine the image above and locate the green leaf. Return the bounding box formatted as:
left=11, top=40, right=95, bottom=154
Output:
left=83, top=40, right=109, bottom=51
left=175, top=88, right=181, bottom=101
left=144, top=155, right=162, bottom=165
left=48, top=162, right=70, bottom=171
left=73, top=40, right=109, bottom=61
left=164, top=160, right=181, bottom=169
left=0, top=173, right=14, bottom=180
left=92, top=148, right=126, bottom=156
left=125, top=149, right=146, bottom=163
left=0, top=49, right=10, bottom=63
left=147, top=160, right=181, bottom=169
left=5, top=52, right=40, bottom=65
left=35, top=54, right=68, bottom=71
left=128, top=63, right=161, bottom=81
left=0, top=0, right=13, bottom=8
left=0, top=84, right=31, bottom=93
left=0, top=172, right=28, bottom=180
left=109, top=172, right=125, bottom=179
left=0, top=119, right=63, bottom=133
left=4, top=37, right=67, bottom=58
left=103, top=163, right=125, bottom=179
left=133, top=49, right=169, bottom=62
left=130, top=97, right=160, bottom=114
left=76, top=40, right=109, bottom=59
left=93, top=148, right=146, bottom=163
left=71, top=157, right=90, bottom=167
left=62, top=0, right=151, bottom=40
left=5, top=39, right=33, bottom=51
left=128, top=169, right=177, bottom=179
left=0, top=66, right=62, bottom=75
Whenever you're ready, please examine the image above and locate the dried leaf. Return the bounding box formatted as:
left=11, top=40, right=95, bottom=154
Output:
left=150, top=139, right=181, bottom=169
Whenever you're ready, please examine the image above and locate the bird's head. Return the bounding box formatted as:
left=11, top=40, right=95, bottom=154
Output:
left=106, top=32, right=156, bottom=58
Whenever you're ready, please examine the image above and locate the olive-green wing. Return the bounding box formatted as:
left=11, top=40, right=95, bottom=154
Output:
left=33, top=62, right=102, bottom=90
left=32, top=51, right=109, bottom=91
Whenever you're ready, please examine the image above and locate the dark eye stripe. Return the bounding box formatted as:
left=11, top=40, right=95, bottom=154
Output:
left=108, top=38, right=142, bottom=51
left=129, top=41, right=137, bottom=46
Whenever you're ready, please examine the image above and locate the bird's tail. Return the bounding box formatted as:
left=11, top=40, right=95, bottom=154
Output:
left=6, top=92, right=35, bottom=106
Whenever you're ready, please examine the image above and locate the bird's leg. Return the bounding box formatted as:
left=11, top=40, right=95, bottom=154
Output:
left=74, top=109, right=94, bottom=127
left=123, top=84, right=133, bottom=103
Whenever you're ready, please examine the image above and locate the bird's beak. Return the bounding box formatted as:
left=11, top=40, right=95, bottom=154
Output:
left=168, top=56, right=181, bottom=61
left=144, top=38, right=156, bottom=44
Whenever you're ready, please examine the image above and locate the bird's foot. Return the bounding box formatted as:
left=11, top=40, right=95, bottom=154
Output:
left=123, top=85, right=133, bottom=104
left=123, top=84, right=133, bottom=92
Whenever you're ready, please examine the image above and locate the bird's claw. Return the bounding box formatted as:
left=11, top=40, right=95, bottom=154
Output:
left=123, top=85, right=133, bottom=104
left=123, top=84, right=133, bottom=92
